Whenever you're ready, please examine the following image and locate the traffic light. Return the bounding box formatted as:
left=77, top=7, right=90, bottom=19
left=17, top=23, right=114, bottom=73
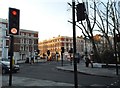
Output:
left=61, top=47, right=64, bottom=53
left=9, top=8, right=20, bottom=35
left=76, top=3, right=86, bottom=21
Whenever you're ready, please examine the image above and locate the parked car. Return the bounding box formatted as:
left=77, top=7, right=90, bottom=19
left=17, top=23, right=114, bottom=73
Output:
left=0, top=58, right=20, bottom=74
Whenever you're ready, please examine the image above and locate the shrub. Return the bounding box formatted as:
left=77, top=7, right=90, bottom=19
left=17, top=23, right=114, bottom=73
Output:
left=100, top=49, right=116, bottom=64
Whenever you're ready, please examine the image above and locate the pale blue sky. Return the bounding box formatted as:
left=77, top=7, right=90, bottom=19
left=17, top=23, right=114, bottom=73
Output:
left=0, top=0, right=84, bottom=41
left=1, top=0, right=114, bottom=41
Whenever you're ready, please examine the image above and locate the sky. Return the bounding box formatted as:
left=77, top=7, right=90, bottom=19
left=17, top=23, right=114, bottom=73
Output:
left=0, top=0, right=84, bottom=41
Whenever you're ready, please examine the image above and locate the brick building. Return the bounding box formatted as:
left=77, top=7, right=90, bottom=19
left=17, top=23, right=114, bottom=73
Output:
left=0, top=18, right=39, bottom=63
left=13, top=29, right=39, bottom=63
left=38, top=35, right=84, bottom=58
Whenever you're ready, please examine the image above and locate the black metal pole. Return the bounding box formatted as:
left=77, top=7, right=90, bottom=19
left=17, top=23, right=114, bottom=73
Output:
left=113, top=16, right=118, bottom=75
left=72, top=0, right=78, bottom=88
left=61, top=52, right=63, bottom=66
left=9, top=35, right=14, bottom=86
left=70, top=53, right=72, bottom=65
left=85, top=37, right=87, bottom=56
left=113, top=29, right=118, bottom=75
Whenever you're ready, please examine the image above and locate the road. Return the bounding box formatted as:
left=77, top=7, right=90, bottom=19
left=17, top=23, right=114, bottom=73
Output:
left=2, top=61, right=119, bottom=86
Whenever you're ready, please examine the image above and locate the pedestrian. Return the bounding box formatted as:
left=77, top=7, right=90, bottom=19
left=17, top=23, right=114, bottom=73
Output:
left=77, top=53, right=81, bottom=63
left=84, top=55, right=90, bottom=67
left=90, top=51, right=94, bottom=68
left=25, top=57, right=29, bottom=63
left=30, top=56, right=34, bottom=64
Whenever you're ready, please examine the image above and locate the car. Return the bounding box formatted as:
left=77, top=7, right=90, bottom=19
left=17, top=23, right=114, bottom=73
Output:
left=0, top=58, right=20, bottom=74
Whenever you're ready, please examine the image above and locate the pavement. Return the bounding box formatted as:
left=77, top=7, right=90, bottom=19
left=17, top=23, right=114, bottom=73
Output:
left=57, top=60, right=120, bottom=78
left=1, top=60, right=120, bottom=88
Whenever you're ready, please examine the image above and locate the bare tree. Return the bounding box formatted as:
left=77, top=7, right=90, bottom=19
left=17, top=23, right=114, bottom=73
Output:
left=68, top=0, right=101, bottom=62
left=88, top=0, right=120, bottom=63
left=67, top=0, right=120, bottom=62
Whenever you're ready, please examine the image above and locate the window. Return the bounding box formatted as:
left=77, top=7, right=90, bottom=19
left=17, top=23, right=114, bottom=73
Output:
left=61, top=38, right=64, bottom=41
left=61, top=43, right=64, bottom=46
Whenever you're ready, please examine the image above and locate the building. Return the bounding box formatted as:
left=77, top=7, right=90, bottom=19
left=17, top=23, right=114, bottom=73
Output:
left=0, top=18, right=8, bottom=59
left=13, top=29, right=39, bottom=63
left=38, top=35, right=85, bottom=58
left=0, top=18, right=39, bottom=63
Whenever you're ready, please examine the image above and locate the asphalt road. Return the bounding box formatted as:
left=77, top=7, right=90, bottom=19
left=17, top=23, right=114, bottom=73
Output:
left=4, top=61, right=119, bottom=86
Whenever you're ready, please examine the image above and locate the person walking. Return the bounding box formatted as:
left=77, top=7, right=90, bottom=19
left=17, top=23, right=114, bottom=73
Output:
left=30, top=56, right=34, bottom=64
left=84, top=55, right=90, bottom=67
left=25, top=57, right=29, bottom=63
left=77, top=53, right=81, bottom=63
left=90, top=51, right=94, bottom=68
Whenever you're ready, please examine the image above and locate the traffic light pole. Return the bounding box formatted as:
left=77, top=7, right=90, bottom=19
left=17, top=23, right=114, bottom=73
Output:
left=9, top=35, right=14, bottom=86
left=61, top=52, right=63, bottom=66
left=72, top=0, right=78, bottom=88
left=8, top=7, right=19, bottom=86
left=113, top=24, right=119, bottom=75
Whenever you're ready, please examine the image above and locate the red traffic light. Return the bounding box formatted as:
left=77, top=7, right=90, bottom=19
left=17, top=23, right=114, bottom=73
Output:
left=12, top=10, right=17, bottom=16
left=9, top=8, right=20, bottom=35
